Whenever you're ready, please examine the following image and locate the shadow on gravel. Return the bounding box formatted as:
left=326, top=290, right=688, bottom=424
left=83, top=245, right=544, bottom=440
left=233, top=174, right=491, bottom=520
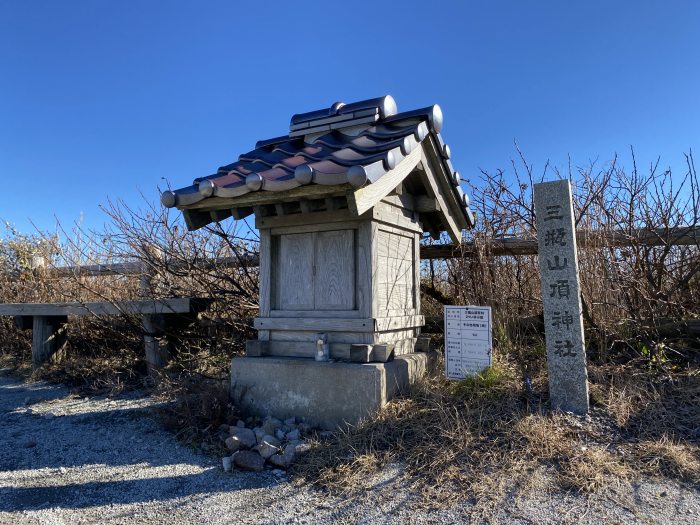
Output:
left=0, top=373, right=284, bottom=513
left=0, top=374, right=71, bottom=411
left=0, top=376, right=179, bottom=471
left=0, top=408, right=172, bottom=470
left=0, top=471, right=277, bottom=512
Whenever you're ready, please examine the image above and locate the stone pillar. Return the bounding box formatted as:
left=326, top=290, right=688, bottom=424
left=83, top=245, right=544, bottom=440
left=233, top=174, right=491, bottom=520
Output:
left=534, top=180, right=589, bottom=414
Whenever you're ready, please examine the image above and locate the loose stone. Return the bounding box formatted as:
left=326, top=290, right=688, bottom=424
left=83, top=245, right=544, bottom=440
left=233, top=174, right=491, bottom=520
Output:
left=257, top=442, right=279, bottom=459
left=233, top=450, right=265, bottom=472
left=268, top=454, right=291, bottom=469
left=262, top=434, right=281, bottom=447
left=224, top=436, right=241, bottom=452
left=275, top=429, right=286, bottom=441
left=285, top=428, right=300, bottom=441
left=229, top=427, right=256, bottom=449
left=268, top=444, right=295, bottom=469
left=256, top=435, right=282, bottom=459
left=295, top=442, right=311, bottom=455
left=222, top=456, right=233, bottom=472
left=262, top=417, right=283, bottom=435
left=253, top=426, right=266, bottom=444
left=283, top=443, right=297, bottom=458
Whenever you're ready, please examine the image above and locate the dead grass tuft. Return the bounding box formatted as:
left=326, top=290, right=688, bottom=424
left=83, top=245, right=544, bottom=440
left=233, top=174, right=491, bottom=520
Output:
left=37, top=353, right=145, bottom=395
left=590, top=365, right=700, bottom=442
left=295, top=360, right=699, bottom=507
left=155, top=374, right=234, bottom=451
left=558, top=447, right=631, bottom=493
left=514, top=413, right=571, bottom=458
left=28, top=318, right=147, bottom=394
left=633, top=436, right=700, bottom=483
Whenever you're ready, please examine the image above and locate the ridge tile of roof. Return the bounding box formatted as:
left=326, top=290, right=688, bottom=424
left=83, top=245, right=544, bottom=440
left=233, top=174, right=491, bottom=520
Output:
left=162, top=95, right=475, bottom=232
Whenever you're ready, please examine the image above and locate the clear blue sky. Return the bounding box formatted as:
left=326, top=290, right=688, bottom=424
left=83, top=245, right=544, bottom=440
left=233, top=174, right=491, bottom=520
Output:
left=1, top=0, right=698, bottom=234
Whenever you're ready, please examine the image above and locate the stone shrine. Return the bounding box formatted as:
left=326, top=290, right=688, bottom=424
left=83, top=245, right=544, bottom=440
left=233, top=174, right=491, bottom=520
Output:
left=163, top=95, right=474, bottom=427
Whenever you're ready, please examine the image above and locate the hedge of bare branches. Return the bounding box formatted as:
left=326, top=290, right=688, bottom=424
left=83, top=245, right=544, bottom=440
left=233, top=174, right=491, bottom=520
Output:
left=434, top=148, right=700, bottom=368
left=0, top=198, right=259, bottom=380
left=1, top=149, right=698, bottom=378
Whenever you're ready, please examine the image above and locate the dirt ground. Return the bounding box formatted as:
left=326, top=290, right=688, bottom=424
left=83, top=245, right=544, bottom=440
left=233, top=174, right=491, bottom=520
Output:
left=1, top=369, right=698, bottom=525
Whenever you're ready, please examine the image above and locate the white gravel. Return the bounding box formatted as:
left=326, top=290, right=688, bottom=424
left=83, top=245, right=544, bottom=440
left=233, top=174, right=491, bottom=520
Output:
left=1, top=369, right=698, bottom=524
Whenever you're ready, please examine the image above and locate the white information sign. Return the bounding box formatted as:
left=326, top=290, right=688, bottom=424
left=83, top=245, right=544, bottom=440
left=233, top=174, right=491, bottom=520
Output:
left=444, top=305, right=492, bottom=380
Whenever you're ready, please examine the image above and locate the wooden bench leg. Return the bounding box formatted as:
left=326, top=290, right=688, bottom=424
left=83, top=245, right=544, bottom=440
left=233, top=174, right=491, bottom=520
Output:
left=143, top=313, right=170, bottom=376
left=32, top=316, right=67, bottom=371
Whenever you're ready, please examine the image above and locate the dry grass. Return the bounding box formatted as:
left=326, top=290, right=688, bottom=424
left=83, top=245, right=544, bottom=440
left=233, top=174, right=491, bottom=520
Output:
left=558, top=447, right=632, bottom=493
left=154, top=374, right=233, bottom=451
left=38, top=353, right=145, bottom=394
left=294, top=357, right=700, bottom=506
left=590, top=365, right=700, bottom=443
left=633, top=436, right=700, bottom=483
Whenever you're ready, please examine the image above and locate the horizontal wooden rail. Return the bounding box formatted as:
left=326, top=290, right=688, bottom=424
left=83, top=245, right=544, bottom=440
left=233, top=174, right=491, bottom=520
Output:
left=420, top=226, right=700, bottom=259
left=47, top=254, right=260, bottom=277
left=49, top=261, right=143, bottom=277
left=0, top=298, right=201, bottom=317
left=421, top=315, right=700, bottom=337
left=38, top=226, right=699, bottom=276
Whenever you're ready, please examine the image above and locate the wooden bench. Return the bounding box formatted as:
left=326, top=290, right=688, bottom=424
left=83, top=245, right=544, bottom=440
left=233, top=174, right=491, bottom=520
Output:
left=0, top=298, right=205, bottom=372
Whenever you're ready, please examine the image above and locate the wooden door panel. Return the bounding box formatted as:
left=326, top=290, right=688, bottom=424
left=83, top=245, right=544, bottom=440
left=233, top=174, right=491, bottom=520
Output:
left=278, top=233, right=314, bottom=310
left=314, top=230, right=355, bottom=310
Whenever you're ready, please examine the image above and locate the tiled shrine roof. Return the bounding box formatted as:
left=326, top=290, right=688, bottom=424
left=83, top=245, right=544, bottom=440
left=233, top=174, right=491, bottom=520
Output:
left=163, top=95, right=474, bottom=235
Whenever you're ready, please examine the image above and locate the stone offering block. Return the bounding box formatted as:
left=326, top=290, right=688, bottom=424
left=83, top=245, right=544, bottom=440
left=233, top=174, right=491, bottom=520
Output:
left=230, top=353, right=434, bottom=429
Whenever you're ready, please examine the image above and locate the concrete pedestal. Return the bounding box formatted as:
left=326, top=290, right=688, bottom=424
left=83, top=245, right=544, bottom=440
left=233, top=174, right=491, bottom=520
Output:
left=230, top=353, right=435, bottom=429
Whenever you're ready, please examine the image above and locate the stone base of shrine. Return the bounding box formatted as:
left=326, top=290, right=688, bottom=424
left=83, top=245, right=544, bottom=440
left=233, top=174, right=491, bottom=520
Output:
left=230, top=352, right=436, bottom=430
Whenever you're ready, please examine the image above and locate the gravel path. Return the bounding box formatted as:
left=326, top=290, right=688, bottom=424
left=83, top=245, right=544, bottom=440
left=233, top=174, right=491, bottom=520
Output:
left=1, top=369, right=698, bottom=524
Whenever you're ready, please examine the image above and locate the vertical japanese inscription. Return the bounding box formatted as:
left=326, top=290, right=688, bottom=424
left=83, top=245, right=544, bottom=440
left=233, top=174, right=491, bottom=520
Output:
left=534, top=180, right=589, bottom=414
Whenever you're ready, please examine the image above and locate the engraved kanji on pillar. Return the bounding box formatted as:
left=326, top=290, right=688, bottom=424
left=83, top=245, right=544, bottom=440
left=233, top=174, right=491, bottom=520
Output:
left=534, top=180, right=589, bottom=414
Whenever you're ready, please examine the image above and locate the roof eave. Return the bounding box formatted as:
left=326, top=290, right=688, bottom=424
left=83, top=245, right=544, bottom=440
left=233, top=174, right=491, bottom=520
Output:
left=420, top=135, right=472, bottom=242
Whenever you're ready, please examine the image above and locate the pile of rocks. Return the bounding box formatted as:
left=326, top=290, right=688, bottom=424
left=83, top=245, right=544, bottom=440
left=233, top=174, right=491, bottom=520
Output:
left=220, top=416, right=313, bottom=472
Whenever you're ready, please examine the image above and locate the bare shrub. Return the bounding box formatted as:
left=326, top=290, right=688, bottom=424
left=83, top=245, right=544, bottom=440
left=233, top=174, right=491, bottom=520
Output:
left=0, top=195, right=259, bottom=390
left=426, top=147, right=700, bottom=368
